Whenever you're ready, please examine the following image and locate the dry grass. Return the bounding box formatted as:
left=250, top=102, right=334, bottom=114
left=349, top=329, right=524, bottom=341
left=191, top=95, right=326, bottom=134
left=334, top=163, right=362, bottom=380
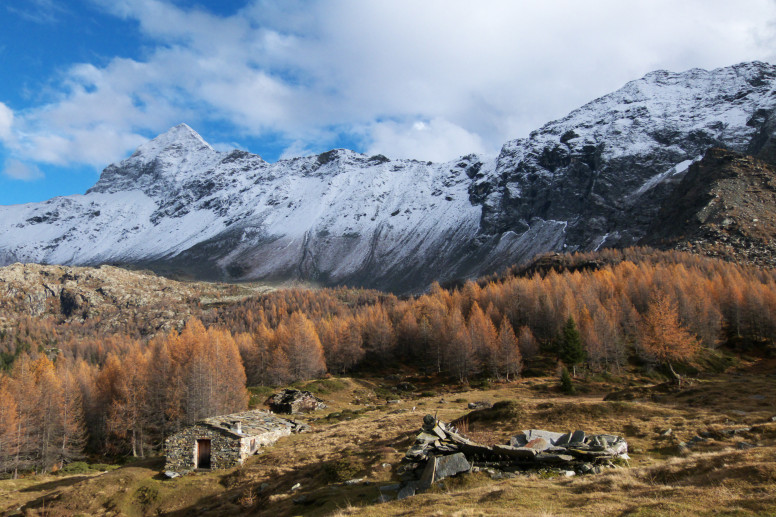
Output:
left=4, top=369, right=776, bottom=516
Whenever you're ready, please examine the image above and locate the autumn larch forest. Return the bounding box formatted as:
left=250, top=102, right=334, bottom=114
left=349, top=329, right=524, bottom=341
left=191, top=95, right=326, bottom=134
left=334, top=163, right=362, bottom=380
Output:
left=1, top=247, right=775, bottom=476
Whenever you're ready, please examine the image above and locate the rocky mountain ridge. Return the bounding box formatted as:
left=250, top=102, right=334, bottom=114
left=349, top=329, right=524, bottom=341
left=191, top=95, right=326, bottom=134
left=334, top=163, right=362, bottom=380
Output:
left=1, top=61, right=775, bottom=292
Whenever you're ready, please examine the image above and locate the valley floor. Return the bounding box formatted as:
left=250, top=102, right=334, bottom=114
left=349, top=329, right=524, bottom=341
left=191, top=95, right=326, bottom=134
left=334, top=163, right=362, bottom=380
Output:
left=3, top=365, right=776, bottom=517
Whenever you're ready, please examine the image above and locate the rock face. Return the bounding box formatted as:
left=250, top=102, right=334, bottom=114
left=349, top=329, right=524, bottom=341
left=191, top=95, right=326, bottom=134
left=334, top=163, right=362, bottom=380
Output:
left=642, top=147, right=776, bottom=267
left=1, top=62, right=775, bottom=292
left=266, top=389, right=326, bottom=414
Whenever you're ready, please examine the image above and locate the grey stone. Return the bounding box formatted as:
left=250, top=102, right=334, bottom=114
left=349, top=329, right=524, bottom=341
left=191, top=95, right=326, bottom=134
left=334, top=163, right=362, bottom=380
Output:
left=554, top=432, right=571, bottom=446
left=492, top=444, right=538, bottom=459
left=660, top=428, right=673, bottom=437
left=432, top=425, right=447, bottom=440
left=416, top=432, right=438, bottom=444
left=419, top=453, right=470, bottom=488
left=435, top=453, right=471, bottom=480
left=737, top=442, right=757, bottom=450
left=290, top=482, right=301, bottom=492
left=511, top=429, right=566, bottom=447
left=535, top=453, right=575, bottom=463
left=344, top=478, right=365, bottom=485
left=377, top=493, right=394, bottom=503
left=379, top=484, right=401, bottom=492
left=419, top=456, right=437, bottom=489
left=570, top=430, right=586, bottom=443
left=397, top=481, right=418, bottom=500
left=164, top=470, right=180, bottom=479
left=468, top=401, right=493, bottom=410
left=447, top=430, right=475, bottom=446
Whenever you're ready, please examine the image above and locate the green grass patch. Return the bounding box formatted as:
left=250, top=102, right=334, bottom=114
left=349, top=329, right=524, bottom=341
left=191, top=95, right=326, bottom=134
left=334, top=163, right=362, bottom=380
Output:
left=58, top=461, right=120, bottom=475
left=247, top=385, right=275, bottom=407
left=304, top=378, right=347, bottom=395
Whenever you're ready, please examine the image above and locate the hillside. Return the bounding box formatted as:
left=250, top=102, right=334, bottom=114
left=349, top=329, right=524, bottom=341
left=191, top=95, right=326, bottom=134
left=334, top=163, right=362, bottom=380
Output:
left=643, top=148, right=776, bottom=267
left=0, top=262, right=274, bottom=337
left=3, top=371, right=776, bottom=516
left=1, top=62, right=776, bottom=292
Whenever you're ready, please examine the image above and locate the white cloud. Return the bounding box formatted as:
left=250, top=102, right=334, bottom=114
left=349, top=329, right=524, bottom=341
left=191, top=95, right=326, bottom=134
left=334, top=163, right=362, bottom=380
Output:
left=0, top=102, right=13, bottom=141
left=3, top=0, right=776, bottom=170
left=3, top=159, right=43, bottom=181
left=366, top=118, right=488, bottom=162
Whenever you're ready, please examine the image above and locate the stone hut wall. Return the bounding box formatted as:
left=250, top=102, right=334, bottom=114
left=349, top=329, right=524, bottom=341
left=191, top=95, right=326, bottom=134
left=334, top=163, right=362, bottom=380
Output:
left=165, top=423, right=293, bottom=473
left=164, top=425, right=243, bottom=473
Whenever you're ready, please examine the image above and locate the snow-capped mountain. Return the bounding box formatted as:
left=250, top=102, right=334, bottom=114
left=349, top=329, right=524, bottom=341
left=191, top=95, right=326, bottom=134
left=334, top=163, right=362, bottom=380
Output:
left=1, top=61, right=775, bottom=292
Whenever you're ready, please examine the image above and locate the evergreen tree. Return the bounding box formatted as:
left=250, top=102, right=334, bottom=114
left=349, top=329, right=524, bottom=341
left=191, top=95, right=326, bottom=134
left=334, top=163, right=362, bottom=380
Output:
left=559, top=366, right=575, bottom=395
left=558, top=316, right=586, bottom=376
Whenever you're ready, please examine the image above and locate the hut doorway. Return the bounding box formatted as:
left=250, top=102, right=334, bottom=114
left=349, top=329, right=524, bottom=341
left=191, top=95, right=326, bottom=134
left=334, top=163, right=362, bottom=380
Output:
left=196, top=439, right=211, bottom=469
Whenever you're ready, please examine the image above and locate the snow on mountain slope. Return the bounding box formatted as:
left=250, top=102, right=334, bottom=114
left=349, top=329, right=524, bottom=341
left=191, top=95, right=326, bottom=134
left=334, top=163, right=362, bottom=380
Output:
left=480, top=61, right=776, bottom=253
left=1, top=62, right=776, bottom=292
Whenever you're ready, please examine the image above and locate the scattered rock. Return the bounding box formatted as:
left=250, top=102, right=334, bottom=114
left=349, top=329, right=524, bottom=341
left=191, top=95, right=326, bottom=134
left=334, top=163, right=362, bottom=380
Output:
left=396, top=382, right=416, bottom=392
left=290, top=482, right=301, bottom=492
left=164, top=470, right=180, bottom=479
left=468, top=401, right=493, bottom=410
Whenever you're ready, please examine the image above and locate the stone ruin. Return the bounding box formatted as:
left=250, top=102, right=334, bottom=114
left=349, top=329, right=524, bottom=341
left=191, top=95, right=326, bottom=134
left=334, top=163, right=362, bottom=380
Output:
left=266, top=389, right=327, bottom=414
left=381, top=415, right=629, bottom=501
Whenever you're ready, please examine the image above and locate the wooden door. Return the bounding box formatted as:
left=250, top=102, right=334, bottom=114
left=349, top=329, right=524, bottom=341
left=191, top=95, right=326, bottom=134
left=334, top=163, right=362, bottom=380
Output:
left=197, top=439, right=211, bottom=469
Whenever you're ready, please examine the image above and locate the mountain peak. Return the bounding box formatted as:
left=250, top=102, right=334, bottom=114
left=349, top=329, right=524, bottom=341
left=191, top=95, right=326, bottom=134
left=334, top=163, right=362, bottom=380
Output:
left=130, top=123, right=214, bottom=161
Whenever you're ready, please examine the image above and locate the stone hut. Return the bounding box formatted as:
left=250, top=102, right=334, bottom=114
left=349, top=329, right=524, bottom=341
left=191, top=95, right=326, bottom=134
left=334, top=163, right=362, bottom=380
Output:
left=164, top=410, right=306, bottom=474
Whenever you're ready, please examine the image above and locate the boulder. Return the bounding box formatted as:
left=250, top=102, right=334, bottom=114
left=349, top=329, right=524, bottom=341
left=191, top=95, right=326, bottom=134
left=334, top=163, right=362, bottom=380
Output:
left=420, top=453, right=471, bottom=488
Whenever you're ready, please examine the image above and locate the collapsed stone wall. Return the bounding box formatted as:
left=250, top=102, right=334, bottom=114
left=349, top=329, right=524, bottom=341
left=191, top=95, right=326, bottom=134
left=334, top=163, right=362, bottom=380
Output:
left=386, top=415, right=629, bottom=500
left=267, top=389, right=327, bottom=414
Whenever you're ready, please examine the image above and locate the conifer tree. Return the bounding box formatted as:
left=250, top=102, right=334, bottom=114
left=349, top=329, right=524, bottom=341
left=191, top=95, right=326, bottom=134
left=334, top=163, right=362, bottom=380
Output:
left=558, top=316, right=586, bottom=376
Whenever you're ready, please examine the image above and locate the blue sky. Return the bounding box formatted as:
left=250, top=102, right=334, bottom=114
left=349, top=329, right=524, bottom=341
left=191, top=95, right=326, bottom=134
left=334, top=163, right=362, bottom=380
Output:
left=1, top=0, right=775, bottom=205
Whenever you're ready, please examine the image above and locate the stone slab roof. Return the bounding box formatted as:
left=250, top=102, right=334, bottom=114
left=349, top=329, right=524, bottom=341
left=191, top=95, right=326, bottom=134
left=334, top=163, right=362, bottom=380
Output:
left=198, top=409, right=297, bottom=438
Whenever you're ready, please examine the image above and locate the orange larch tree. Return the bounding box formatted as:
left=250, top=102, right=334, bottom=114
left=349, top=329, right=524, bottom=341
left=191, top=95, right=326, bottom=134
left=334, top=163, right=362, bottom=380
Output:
left=639, top=293, right=700, bottom=383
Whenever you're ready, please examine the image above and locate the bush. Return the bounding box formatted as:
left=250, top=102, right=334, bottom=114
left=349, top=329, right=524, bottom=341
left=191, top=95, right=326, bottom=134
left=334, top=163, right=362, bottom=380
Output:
left=454, top=399, right=523, bottom=426
left=59, top=461, right=90, bottom=474
left=560, top=367, right=576, bottom=395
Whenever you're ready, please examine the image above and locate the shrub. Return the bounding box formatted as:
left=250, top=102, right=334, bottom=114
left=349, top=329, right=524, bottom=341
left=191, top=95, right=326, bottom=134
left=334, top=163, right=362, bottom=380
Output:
left=560, top=367, right=576, bottom=395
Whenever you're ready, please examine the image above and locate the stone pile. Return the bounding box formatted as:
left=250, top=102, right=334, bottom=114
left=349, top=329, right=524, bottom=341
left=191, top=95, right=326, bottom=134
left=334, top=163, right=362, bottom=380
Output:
left=266, top=389, right=327, bottom=414
left=387, top=415, right=629, bottom=500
